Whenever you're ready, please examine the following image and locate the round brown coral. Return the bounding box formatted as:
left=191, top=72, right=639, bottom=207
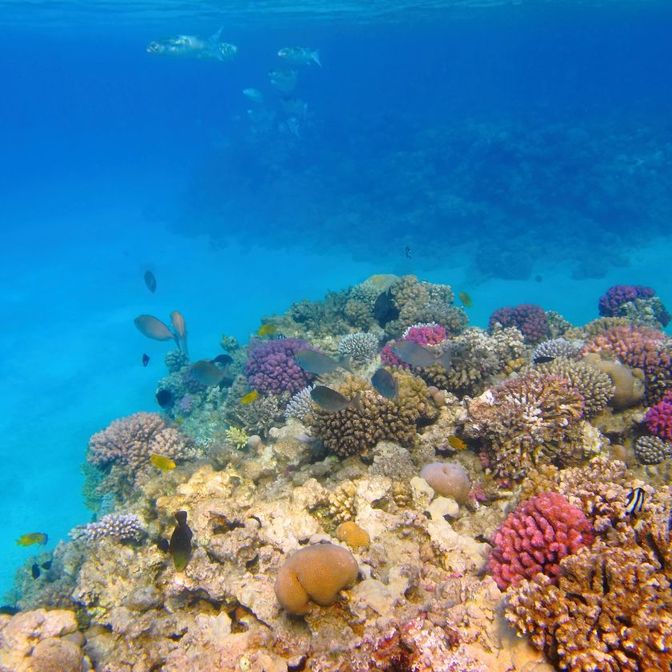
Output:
left=464, top=373, right=585, bottom=479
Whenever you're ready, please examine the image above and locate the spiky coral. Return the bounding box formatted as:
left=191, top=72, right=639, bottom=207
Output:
left=309, top=372, right=438, bottom=458
left=464, top=373, right=585, bottom=479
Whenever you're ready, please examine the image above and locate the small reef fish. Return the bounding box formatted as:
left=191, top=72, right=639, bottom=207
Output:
left=295, top=350, right=351, bottom=375
left=147, top=30, right=238, bottom=62
left=189, top=360, right=227, bottom=386
left=243, top=88, right=264, bottom=103
left=257, top=323, right=278, bottom=337
left=268, top=69, right=298, bottom=94
left=31, top=563, right=40, bottom=579
left=371, top=368, right=398, bottom=400
left=156, top=388, right=174, bottom=409
left=240, top=390, right=259, bottom=405
left=169, top=511, right=193, bottom=571
left=142, top=353, right=150, bottom=367
left=310, top=386, right=360, bottom=413
left=170, top=310, right=188, bottom=354
left=392, top=342, right=451, bottom=370
left=278, top=47, right=321, bottom=67
left=143, top=270, right=157, bottom=293
left=447, top=436, right=467, bottom=451
left=16, top=532, right=48, bottom=547
left=625, top=487, right=645, bottom=515
left=458, top=291, right=473, bottom=308
left=150, top=453, right=176, bottom=471
left=534, top=355, right=555, bottom=364
left=134, top=315, right=174, bottom=341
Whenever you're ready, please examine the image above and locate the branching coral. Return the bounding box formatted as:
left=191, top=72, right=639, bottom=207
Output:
left=284, top=384, right=316, bottom=423
left=338, top=332, right=380, bottom=365
left=464, top=373, right=585, bottom=479
left=645, top=390, right=672, bottom=441
left=488, top=492, right=594, bottom=591
left=531, top=338, right=583, bottom=364
left=245, top=338, right=318, bottom=395
left=598, top=284, right=655, bottom=316
left=489, top=304, right=549, bottom=344
left=70, top=513, right=145, bottom=543
left=87, top=412, right=196, bottom=478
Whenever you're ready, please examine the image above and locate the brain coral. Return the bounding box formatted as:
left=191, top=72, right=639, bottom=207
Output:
left=87, top=412, right=195, bottom=478
left=505, top=508, right=672, bottom=672
left=464, top=373, right=585, bottom=479
left=488, top=492, right=594, bottom=591
left=534, top=357, right=615, bottom=417
left=309, top=372, right=438, bottom=458
left=244, top=338, right=316, bottom=395
left=489, top=304, right=549, bottom=344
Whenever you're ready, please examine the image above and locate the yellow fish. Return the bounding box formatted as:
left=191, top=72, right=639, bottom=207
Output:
left=241, top=390, right=259, bottom=405
left=16, top=532, right=48, bottom=547
left=458, top=291, right=473, bottom=308
left=257, top=323, right=277, bottom=337
left=150, top=453, right=176, bottom=471
left=447, top=436, right=467, bottom=451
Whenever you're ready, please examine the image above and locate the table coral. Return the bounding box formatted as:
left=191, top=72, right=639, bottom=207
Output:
left=488, top=492, right=594, bottom=591
left=464, top=373, right=585, bottom=479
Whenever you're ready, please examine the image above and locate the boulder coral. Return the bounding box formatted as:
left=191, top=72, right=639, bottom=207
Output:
left=420, top=462, right=471, bottom=504
left=274, top=542, right=359, bottom=615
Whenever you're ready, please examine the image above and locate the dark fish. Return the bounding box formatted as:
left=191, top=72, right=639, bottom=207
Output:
left=142, top=353, right=150, bottom=367
left=134, top=315, right=174, bottom=341
left=310, top=386, right=359, bottom=413
left=189, top=360, right=227, bottom=386
left=156, top=388, right=175, bottom=408
left=144, top=270, right=157, bottom=293
left=534, top=355, right=555, bottom=364
left=212, top=354, right=233, bottom=366
left=41, top=560, right=52, bottom=570
left=371, top=368, right=398, bottom=400
left=404, top=246, right=412, bottom=259
left=31, top=563, right=40, bottom=579
left=0, top=606, right=19, bottom=616
left=295, top=350, right=351, bottom=375
left=392, top=342, right=451, bottom=370
left=169, top=510, right=193, bottom=571
left=625, top=487, right=645, bottom=515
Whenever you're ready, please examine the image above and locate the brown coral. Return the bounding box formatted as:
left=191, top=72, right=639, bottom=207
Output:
left=464, top=373, right=585, bottom=479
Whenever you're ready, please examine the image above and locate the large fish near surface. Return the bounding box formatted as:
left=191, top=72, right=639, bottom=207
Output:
left=147, top=29, right=238, bottom=61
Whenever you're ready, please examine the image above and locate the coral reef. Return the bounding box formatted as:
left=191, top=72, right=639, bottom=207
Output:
left=598, top=284, right=655, bottom=316
left=420, top=462, right=471, bottom=504
left=245, top=338, right=317, bottom=395
left=489, top=304, right=549, bottom=344
left=488, top=492, right=595, bottom=591
left=284, top=384, right=316, bottom=422
left=531, top=337, right=582, bottom=364
left=70, top=513, right=145, bottom=543
left=634, top=434, right=672, bottom=465
left=337, top=332, right=380, bottom=365
left=645, top=390, right=672, bottom=441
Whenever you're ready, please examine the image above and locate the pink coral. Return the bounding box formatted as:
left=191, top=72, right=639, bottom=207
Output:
left=380, top=323, right=447, bottom=367
left=489, top=304, right=548, bottom=344
left=488, top=492, right=595, bottom=591
left=87, top=412, right=194, bottom=475
left=645, top=391, right=672, bottom=441
left=244, top=338, right=316, bottom=395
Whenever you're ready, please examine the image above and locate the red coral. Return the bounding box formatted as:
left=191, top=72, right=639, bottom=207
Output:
left=488, top=492, right=595, bottom=591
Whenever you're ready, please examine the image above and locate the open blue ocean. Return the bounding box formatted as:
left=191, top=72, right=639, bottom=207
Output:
left=1, top=2, right=672, bottom=666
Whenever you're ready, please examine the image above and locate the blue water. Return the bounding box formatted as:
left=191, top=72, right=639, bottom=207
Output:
left=2, top=0, right=672, bottom=598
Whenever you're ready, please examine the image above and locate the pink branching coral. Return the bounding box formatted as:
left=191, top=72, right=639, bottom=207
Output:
left=464, top=373, right=585, bottom=479
left=489, top=304, right=548, bottom=344
left=87, top=412, right=195, bottom=476
left=489, top=492, right=595, bottom=591
left=645, top=391, right=672, bottom=441
left=380, top=322, right=447, bottom=367
left=245, top=338, right=317, bottom=395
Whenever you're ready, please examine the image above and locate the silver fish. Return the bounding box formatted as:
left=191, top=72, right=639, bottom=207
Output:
left=371, top=368, right=398, bottom=400
left=310, top=386, right=359, bottom=413
left=625, top=487, right=645, bottom=515
left=295, top=350, right=351, bottom=375
left=147, top=29, right=238, bottom=62
left=278, top=47, right=321, bottom=67
left=134, top=315, right=174, bottom=341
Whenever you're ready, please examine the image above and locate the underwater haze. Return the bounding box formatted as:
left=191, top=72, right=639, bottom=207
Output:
left=1, top=0, right=672, bottom=626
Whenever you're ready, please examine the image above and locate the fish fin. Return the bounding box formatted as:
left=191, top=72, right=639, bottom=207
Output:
left=350, top=393, right=364, bottom=413
left=312, top=50, right=322, bottom=67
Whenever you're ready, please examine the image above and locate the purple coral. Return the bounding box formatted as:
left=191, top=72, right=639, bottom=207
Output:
left=70, top=513, right=145, bottom=543
left=598, top=284, right=655, bottom=317
left=245, top=338, right=316, bottom=395
left=488, top=492, right=595, bottom=591
left=645, top=391, right=672, bottom=441
left=489, top=304, right=548, bottom=344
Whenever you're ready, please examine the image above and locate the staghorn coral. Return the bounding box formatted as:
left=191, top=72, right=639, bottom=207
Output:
left=338, top=332, right=380, bottom=365
left=489, top=304, right=549, bottom=344
left=87, top=412, right=196, bottom=479
left=69, top=513, right=145, bottom=543
left=488, top=492, right=595, bottom=591
left=534, top=357, right=614, bottom=417
left=284, top=384, right=316, bottom=423
left=244, top=338, right=317, bottom=395
left=309, top=372, right=438, bottom=459
left=505, top=506, right=672, bottom=672
left=464, top=373, right=585, bottom=479
left=531, top=338, right=582, bottom=364
left=634, top=435, right=672, bottom=465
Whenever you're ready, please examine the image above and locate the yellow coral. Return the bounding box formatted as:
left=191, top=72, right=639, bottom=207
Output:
left=224, top=426, right=249, bottom=450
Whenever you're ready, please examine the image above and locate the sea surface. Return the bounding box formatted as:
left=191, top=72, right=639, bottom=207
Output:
left=1, top=0, right=671, bottom=598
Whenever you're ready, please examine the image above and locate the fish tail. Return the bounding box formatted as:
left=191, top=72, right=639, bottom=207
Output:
left=312, top=50, right=322, bottom=67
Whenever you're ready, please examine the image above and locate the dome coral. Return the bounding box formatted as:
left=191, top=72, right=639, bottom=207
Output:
left=645, top=391, right=672, bottom=441
left=244, top=338, right=317, bottom=395
left=488, top=492, right=595, bottom=591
